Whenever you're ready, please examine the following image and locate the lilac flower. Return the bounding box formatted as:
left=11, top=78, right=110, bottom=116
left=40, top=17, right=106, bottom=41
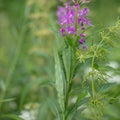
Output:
left=67, top=25, right=76, bottom=34
left=79, top=38, right=85, bottom=44
left=57, top=2, right=91, bottom=44
left=80, top=33, right=85, bottom=37
left=79, top=32, right=87, bottom=45
left=79, top=33, right=85, bottom=44
left=60, top=27, right=66, bottom=36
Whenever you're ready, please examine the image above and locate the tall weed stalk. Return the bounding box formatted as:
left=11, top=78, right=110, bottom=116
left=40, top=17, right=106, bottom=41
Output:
left=54, top=1, right=120, bottom=120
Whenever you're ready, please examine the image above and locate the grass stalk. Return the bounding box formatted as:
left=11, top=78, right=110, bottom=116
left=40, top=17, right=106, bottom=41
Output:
left=0, top=29, right=25, bottom=111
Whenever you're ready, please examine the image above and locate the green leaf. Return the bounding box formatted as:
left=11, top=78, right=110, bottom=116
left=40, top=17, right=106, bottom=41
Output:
left=63, top=47, right=72, bottom=82
left=0, top=98, right=15, bottom=103
left=99, top=83, right=116, bottom=93
left=67, top=107, right=86, bottom=120
left=76, top=91, right=88, bottom=104
left=93, top=63, right=99, bottom=69
left=66, top=94, right=89, bottom=119
left=65, top=36, right=73, bottom=47
left=55, top=51, right=65, bottom=113
left=47, top=98, right=61, bottom=120
left=77, top=97, right=90, bottom=107
left=1, top=114, right=24, bottom=120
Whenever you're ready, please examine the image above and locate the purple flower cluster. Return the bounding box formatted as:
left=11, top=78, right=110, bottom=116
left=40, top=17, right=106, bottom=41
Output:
left=57, top=3, right=91, bottom=44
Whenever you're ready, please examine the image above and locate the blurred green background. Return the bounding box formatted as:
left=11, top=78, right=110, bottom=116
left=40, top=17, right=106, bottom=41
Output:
left=0, top=0, right=120, bottom=120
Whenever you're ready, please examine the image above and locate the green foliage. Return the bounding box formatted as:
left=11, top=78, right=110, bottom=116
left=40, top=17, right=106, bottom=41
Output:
left=55, top=50, right=65, bottom=115
left=0, top=0, right=120, bottom=120
left=1, top=114, right=24, bottom=120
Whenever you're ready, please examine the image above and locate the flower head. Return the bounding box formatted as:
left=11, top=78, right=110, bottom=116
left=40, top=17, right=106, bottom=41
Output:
left=57, top=2, right=92, bottom=44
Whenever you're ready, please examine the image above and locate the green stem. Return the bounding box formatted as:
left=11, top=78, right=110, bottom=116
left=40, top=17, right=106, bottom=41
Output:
left=91, top=55, right=95, bottom=98
left=64, top=47, right=73, bottom=120
left=65, top=82, right=72, bottom=108
left=91, top=39, right=104, bottom=98
left=63, top=81, right=72, bottom=120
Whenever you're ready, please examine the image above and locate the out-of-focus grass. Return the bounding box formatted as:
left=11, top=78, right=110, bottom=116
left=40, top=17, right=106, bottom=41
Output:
left=0, top=0, right=120, bottom=119
left=0, top=0, right=57, bottom=113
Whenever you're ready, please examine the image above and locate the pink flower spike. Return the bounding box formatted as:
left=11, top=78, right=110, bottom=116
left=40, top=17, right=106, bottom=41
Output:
left=57, top=2, right=92, bottom=42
